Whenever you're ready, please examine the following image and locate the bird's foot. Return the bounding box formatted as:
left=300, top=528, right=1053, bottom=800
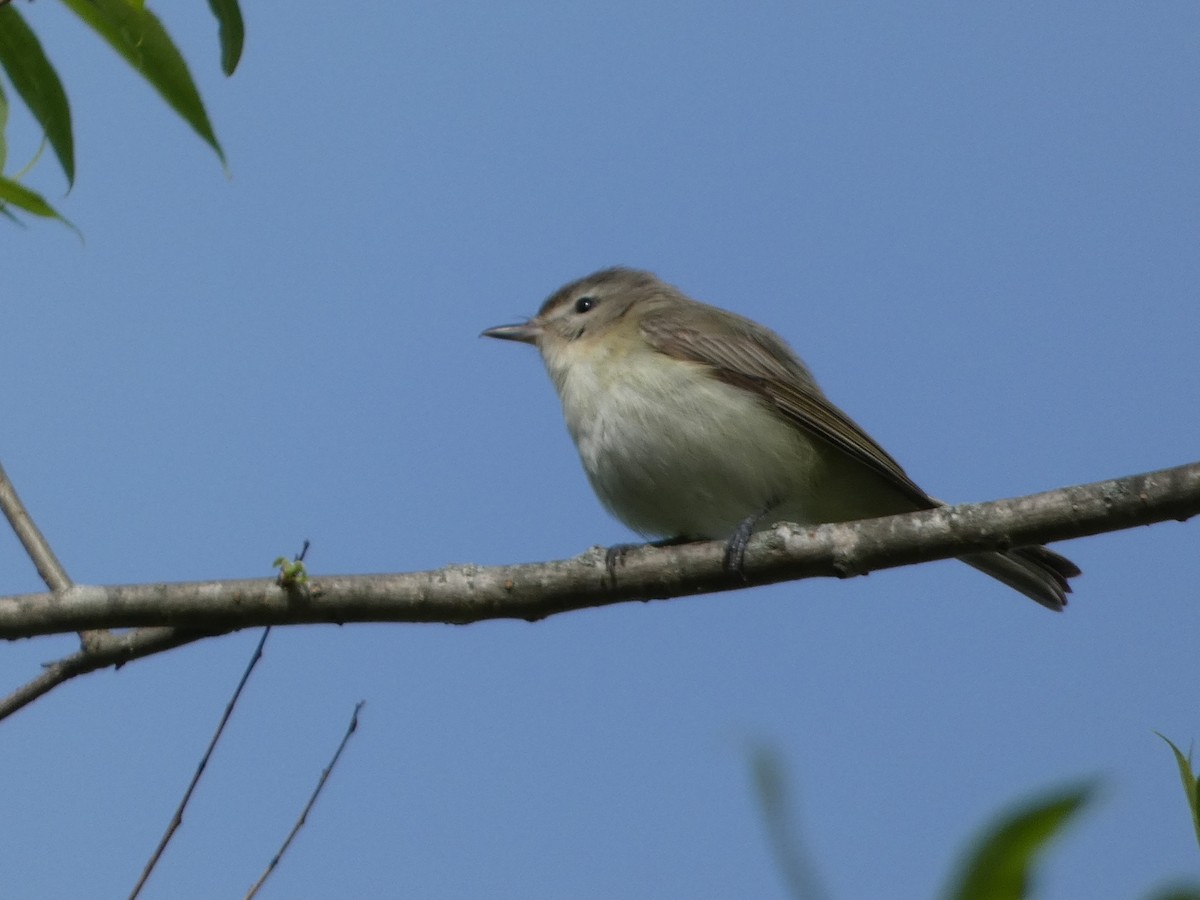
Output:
left=604, top=536, right=692, bottom=581
left=604, top=542, right=640, bottom=579
left=723, top=502, right=777, bottom=577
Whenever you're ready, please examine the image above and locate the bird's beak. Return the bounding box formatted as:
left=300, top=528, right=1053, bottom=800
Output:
left=481, top=321, right=541, bottom=345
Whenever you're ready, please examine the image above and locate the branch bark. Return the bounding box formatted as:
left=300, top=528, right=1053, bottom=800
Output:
left=1, top=460, right=1197, bottom=642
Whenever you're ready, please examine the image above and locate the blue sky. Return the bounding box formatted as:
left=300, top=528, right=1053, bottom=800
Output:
left=2, top=2, right=1199, bottom=897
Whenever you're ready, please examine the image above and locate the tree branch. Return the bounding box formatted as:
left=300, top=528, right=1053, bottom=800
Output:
left=0, top=627, right=227, bottom=721
left=0, top=461, right=1196, bottom=643
left=0, top=459, right=72, bottom=592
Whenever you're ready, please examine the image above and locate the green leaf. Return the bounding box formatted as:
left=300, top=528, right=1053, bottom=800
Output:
left=0, top=173, right=78, bottom=233
left=943, top=783, right=1094, bottom=900
left=207, top=0, right=244, bottom=76
left=56, top=0, right=225, bottom=166
left=0, top=6, right=75, bottom=185
left=0, top=77, right=9, bottom=173
left=1156, top=733, right=1200, bottom=850
left=748, top=744, right=826, bottom=900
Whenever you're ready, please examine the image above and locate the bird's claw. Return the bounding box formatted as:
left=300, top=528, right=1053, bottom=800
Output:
left=604, top=542, right=639, bottom=580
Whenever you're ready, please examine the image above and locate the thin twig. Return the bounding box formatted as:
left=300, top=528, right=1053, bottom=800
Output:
left=128, top=628, right=273, bottom=900
left=0, top=627, right=225, bottom=722
left=0, top=459, right=71, bottom=591
left=0, top=458, right=108, bottom=653
left=245, top=701, right=366, bottom=899
left=0, top=544, right=313, bottom=723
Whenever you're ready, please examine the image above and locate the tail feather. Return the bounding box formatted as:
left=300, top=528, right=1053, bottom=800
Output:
left=960, top=546, right=1081, bottom=611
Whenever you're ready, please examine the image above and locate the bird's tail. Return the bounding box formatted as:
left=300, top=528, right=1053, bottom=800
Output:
left=959, top=547, right=1081, bottom=611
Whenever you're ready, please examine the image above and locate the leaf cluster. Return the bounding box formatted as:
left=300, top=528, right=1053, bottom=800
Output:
left=0, top=0, right=241, bottom=227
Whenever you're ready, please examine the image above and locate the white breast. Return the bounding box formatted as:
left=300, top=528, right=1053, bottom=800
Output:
left=542, top=341, right=828, bottom=539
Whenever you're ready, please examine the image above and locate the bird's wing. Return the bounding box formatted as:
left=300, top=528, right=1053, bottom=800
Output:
left=640, top=307, right=934, bottom=507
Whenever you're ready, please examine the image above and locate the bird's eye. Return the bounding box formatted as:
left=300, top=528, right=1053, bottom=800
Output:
left=574, top=295, right=597, bottom=314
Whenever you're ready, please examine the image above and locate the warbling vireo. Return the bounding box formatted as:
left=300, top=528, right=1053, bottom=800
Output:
left=482, top=267, right=1080, bottom=610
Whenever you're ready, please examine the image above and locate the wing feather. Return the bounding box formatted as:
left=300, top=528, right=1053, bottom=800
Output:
left=640, top=304, right=933, bottom=507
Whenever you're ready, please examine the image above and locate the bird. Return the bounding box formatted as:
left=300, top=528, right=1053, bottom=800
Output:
left=483, top=267, right=1080, bottom=610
